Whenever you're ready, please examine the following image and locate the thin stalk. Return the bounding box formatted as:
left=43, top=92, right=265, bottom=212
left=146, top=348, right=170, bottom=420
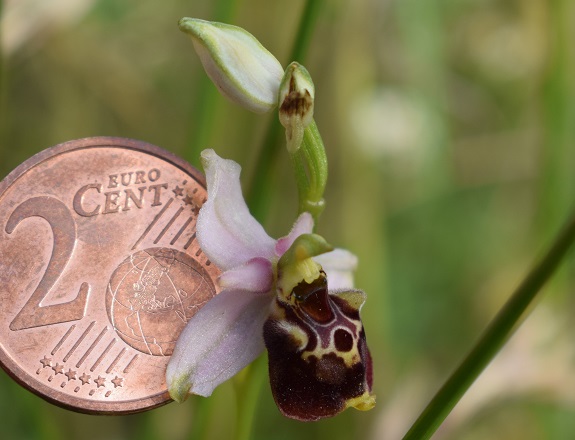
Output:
left=287, top=120, right=328, bottom=221
left=402, top=208, right=575, bottom=440
left=184, top=3, right=239, bottom=438
left=539, top=0, right=575, bottom=248
left=291, top=120, right=327, bottom=224
left=290, top=147, right=309, bottom=215
left=246, top=117, right=282, bottom=222
left=232, top=4, right=325, bottom=435
left=0, top=0, right=8, bottom=168
left=246, top=0, right=324, bottom=221
left=188, top=396, right=215, bottom=440
left=184, top=0, right=239, bottom=167
left=233, top=355, right=267, bottom=440
left=301, top=120, right=328, bottom=202
left=288, top=0, right=324, bottom=64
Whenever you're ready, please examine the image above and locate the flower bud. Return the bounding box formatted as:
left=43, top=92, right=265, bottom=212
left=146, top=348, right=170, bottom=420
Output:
left=278, top=62, right=315, bottom=152
left=179, top=18, right=284, bottom=113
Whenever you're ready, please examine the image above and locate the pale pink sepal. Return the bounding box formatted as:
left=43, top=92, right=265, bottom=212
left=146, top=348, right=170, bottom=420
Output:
left=166, top=289, right=272, bottom=400
left=197, top=149, right=276, bottom=271
left=314, top=248, right=358, bottom=290
left=275, top=212, right=314, bottom=257
left=219, top=257, right=273, bottom=293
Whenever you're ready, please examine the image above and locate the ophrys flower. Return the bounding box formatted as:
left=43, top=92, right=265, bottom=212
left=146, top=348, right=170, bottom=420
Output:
left=166, top=149, right=374, bottom=421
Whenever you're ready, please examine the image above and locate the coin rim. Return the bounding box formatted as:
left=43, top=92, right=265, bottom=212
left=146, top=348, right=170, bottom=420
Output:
left=0, top=137, right=207, bottom=414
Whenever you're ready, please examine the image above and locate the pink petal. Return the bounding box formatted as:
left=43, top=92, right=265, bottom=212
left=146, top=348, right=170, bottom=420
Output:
left=314, top=248, right=358, bottom=290
left=197, top=149, right=276, bottom=271
left=219, top=257, right=273, bottom=293
left=275, top=212, right=314, bottom=257
left=166, top=289, right=273, bottom=400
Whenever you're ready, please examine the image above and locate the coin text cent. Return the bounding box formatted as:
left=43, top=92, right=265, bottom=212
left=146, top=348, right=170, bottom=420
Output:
left=0, top=137, right=220, bottom=414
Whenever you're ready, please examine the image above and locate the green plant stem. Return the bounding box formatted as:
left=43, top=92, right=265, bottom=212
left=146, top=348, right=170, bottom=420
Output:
left=233, top=4, right=325, bottom=435
left=189, top=396, right=215, bottom=440
left=301, top=120, right=327, bottom=203
left=290, top=147, right=309, bottom=214
left=233, top=355, right=267, bottom=440
left=246, top=0, right=324, bottom=222
left=403, top=208, right=575, bottom=440
left=288, top=0, right=324, bottom=64
left=539, top=0, right=575, bottom=244
left=0, top=1, right=8, bottom=168
left=290, top=120, right=327, bottom=224
left=184, top=0, right=239, bottom=167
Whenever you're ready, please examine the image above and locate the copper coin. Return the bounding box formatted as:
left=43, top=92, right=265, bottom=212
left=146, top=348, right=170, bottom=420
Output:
left=0, top=137, right=220, bottom=414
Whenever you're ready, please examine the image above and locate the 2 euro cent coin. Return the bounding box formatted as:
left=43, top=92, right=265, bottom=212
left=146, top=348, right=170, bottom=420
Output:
left=0, top=137, right=220, bottom=414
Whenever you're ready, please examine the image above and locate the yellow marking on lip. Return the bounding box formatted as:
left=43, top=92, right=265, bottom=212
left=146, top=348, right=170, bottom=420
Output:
left=275, top=320, right=309, bottom=351
left=345, top=391, right=376, bottom=411
left=301, top=346, right=360, bottom=368
left=300, top=324, right=362, bottom=368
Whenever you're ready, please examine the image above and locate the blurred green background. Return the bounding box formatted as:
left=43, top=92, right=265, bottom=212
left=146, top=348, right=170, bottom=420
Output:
left=1, top=0, right=575, bottom=439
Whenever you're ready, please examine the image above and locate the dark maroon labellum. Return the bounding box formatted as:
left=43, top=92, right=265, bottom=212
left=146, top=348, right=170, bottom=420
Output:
left=264, top=273, right=374, bottom=421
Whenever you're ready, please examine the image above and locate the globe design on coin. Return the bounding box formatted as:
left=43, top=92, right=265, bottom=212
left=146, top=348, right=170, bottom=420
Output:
left=106, top=247, right=215, bottom=356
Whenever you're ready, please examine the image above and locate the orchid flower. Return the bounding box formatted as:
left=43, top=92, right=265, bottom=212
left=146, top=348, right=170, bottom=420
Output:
left=166, top=149, right=375, bottom=421
left=171, top=17, right=374, bottom=421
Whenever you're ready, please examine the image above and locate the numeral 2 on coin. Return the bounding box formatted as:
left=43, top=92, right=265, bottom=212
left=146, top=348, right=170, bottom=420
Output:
left=6, top=196, right=90, bottom=331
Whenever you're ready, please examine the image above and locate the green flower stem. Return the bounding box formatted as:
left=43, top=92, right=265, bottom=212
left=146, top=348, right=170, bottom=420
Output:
left=403, top=208, right=575, bottom=440
left=302, top=120, right=328, bottom=202
left=290, top=146, right=309, bottom=214
left=246, top=118, right=282, bottom=222
left=289, top=0, right=324, bottom=63
left=233, top=355, right=267, bottom=440
left=287, top=120, right=327, bottom=224
left=186, top=4, right=324, bottom=432
left=184, top=0, right=238, bottom=167
left=0, top=0, right=8, bottom=162
left=188, top=396, right=216, bottom=440
left=246, top=0, right=324, bottom=222
left=298, top=120, right=327, bottom=223
left=539, top=0, right=575, bottom=246
left=237, top=5, right=325, bottom=433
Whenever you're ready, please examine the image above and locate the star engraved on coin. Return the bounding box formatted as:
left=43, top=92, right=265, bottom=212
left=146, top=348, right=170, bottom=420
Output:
left=79, top=373, right=91, bottom=385
left=0, top=137, right=221, bottom=414
left=183, top=194, right=194, bottom=205
left=172, top=186, right=184, bottom=198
